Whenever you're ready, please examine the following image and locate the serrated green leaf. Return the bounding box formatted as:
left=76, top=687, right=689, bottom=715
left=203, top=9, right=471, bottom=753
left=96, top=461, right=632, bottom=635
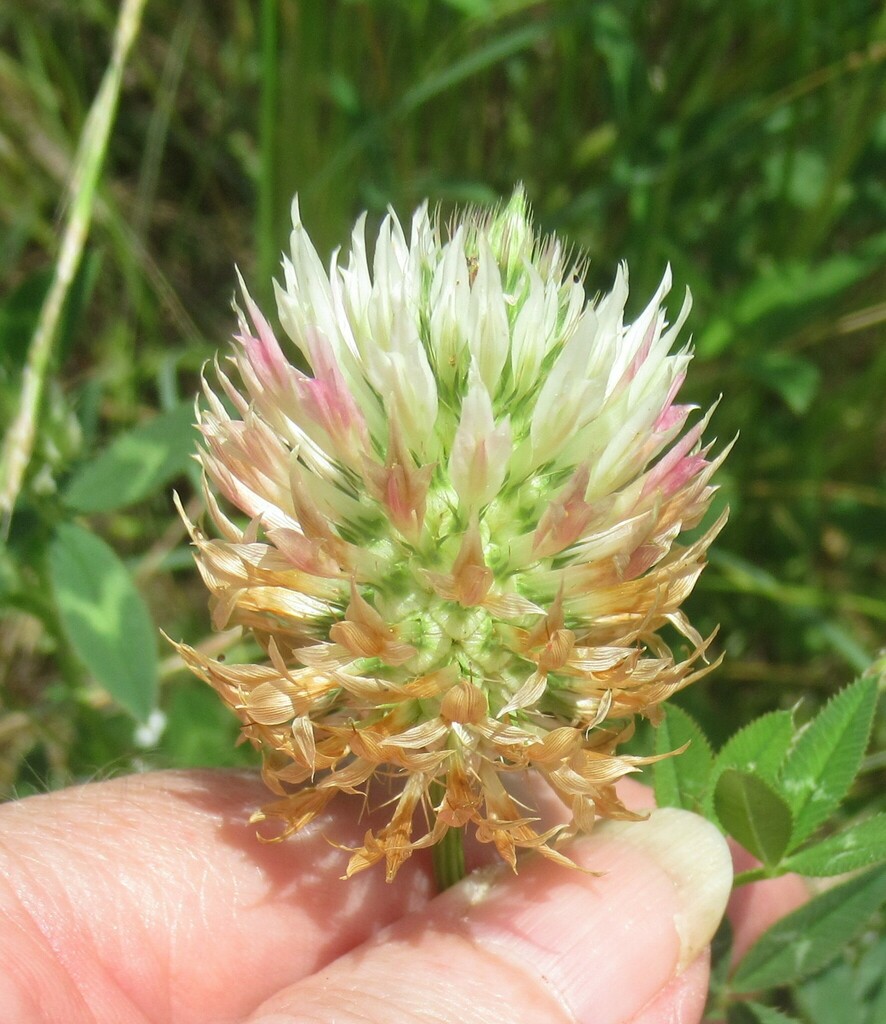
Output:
left=779, top=677, right=878, bottom=849
left=653, top=705, right=713, bottom=812
left=64, top=402, right=196, bottom=513
left=705, top=710, right=795, bottom=820
left=48, top=522, right=158, bottom=721
left=782, top=814, right=886, bottom=877
left=732, top=866, right=886, bottom=992
left=714, top=769, right=793, bottom=866
left=741, top=1002, right=803, bottom=1024
left=715, top=709, right=796, bottom=783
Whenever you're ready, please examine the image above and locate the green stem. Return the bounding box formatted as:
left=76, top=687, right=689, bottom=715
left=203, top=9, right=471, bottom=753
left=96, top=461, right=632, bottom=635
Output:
left=0, top=0, right=148, bottom=535
left=732, top=867, right=771, bottom=887
left=432, top=823, right=466, bottom=892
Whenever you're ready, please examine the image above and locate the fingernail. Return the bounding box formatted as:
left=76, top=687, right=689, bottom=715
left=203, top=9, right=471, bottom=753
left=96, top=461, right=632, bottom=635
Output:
left=595, top=808, right=733, bottom=969
left=447, top=808, right=732, bottom=1024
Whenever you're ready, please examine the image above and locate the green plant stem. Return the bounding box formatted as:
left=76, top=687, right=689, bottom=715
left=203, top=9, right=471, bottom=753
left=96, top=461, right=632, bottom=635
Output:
left=733, top=867, right=772, bottom=887
left=432, top=822, right=466, bottom=892
left=0, top=0, right=148, bottom=536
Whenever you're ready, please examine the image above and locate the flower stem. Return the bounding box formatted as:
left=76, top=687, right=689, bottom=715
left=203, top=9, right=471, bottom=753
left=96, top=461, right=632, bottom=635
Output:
left=432, top=823, right=466, bottom=892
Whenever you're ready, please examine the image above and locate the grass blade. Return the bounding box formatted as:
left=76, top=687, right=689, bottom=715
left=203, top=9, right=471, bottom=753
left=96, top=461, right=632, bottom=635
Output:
left=0, top=0, right=148, bottom=533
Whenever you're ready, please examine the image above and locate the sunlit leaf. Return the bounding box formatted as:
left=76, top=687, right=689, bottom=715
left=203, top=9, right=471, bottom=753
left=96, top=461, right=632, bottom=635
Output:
left=64, top=403, right=196, bottom=513
left=48, top=522, right=158, bottom=721
left=715, top=709, right=795, bottom=782
left=780, top=676, right=878, bottom=849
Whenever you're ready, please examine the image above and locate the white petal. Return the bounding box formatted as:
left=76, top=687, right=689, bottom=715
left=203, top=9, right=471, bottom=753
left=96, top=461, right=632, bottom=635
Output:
left=449, top=369, right=512, bottom=508
left=429, top=229, right=471, bottom=387
left=468, top=235, right=510, bottom=395
left=529, top=308, right=604, bottom=463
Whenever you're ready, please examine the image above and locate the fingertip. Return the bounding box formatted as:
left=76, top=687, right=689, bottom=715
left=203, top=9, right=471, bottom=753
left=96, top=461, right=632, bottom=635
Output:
left=452, top=809, right=730, bottom=1021
left=626, top=951, right=711, bottom=1024
left=595, top=808, right=733, bottom=969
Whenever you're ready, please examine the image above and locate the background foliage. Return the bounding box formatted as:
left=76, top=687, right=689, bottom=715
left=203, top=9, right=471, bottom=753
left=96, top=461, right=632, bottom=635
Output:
left=1, top=1, right=885, bottom=1017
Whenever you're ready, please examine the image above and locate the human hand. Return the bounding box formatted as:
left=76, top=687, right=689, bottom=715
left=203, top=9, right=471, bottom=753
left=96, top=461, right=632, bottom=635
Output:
left=0, top=770, right=799, bottom=1023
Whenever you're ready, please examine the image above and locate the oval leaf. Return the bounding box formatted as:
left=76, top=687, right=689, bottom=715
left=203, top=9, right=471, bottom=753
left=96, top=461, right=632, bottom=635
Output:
left=64, top=402, right=196, bottom=513
left=714, top=768, right=793, bottom=867
left=733, top=866, right=886, bottom=992
left=49, top=522, right=158, bottom=721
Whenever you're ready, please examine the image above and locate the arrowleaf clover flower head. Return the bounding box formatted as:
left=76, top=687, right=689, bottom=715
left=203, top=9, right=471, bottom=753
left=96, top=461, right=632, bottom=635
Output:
left=176, top=187, right=727, bottom=881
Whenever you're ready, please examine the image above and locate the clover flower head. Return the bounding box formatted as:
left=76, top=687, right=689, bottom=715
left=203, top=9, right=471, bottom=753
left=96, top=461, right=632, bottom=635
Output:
left=176, top=187, right=727, bottom=881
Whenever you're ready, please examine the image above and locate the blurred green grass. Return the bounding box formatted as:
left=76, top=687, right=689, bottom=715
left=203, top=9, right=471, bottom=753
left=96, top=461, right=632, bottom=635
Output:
left=0, top=0, right=884, bottom=796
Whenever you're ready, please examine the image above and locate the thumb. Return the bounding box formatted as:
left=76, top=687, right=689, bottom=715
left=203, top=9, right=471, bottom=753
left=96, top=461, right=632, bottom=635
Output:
left=244, top=808, right=732, bottom=1024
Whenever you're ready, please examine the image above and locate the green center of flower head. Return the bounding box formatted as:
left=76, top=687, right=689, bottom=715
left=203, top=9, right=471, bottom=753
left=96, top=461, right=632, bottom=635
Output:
left=175, top=186, right=729, bottom=881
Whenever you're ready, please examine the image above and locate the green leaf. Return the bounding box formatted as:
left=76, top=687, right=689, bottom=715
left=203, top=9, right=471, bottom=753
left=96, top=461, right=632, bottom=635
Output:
left=795, top=958, right=864, bottom=1024
left=705, top=710, right=795, bottom=818
left=709, top=917, right=735, bottom=993
left=867, top=944, right=886, bottom=1024
left=653, top=705, right=713, bottom=812
left=714, top=769, right=793, bottom=866
left=782, top=815, right=886, bottom=877
left=48, top=522, right=158, bottom=721
left=734, top=256, right=873, bottom=324
left=64, top=402, right=196, bottom=513
left=0, top=270, right=51, bottom=369
left=732, top=866, right=886, bottom=992
left=856, top=932, right=886, bottom=1013
left=779, top=676, right=878, bottom=849
left=743, top=352, right=821, bottom=415
left=158, top=680, right=253, bottom=768
left=715, top=709, right=796, bottom=782
left=741, top=1002, right=803, bottom=1024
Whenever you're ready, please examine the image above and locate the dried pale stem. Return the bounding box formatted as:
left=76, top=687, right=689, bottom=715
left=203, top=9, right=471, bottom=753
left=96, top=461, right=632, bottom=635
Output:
left=0, top=0, right=148, bottom=535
